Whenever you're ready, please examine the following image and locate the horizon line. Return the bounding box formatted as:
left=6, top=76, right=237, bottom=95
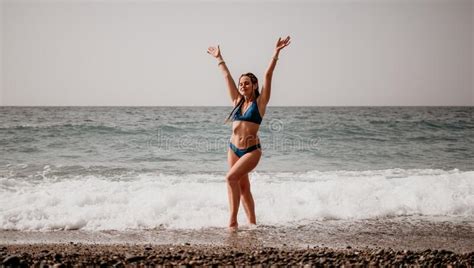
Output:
left=1, top=105, right=472, bottom=108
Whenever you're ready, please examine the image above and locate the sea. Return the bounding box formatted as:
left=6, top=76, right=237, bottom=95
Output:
left=0, top=106, right=473, bottom=248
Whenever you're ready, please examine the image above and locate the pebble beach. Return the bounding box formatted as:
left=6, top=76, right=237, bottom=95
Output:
left=1, top=217, right=473, bottom=266
left=1, top=243, right=473, bottom=267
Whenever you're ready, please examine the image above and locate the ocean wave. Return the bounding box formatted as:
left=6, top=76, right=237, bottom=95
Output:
left=0, top=168, right=472, bottom=231
left=0, top=123, right=135, bottom=135
left=417, top=120, right=473, bottom=130
left=366, top=119, right=473, bottom=130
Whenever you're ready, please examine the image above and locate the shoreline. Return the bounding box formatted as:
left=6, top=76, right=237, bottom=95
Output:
left=2, top=217, right=473, bottom=265
left=1, top=216, right=473, bottom=253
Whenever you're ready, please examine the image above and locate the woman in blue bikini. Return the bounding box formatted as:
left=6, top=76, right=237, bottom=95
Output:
left=207, top=36, right=291, bottom=230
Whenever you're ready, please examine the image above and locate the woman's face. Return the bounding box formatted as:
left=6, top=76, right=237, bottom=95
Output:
left=239, top=76, right=255, bottom=97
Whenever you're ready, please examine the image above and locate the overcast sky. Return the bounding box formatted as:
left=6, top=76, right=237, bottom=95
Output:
left=0, top=0, right=472, bottom=106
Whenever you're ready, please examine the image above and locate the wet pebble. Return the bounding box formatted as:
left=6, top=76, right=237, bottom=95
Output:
left=2, top=255, right=21, bottom=266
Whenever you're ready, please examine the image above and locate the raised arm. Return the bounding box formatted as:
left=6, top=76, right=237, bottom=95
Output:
left=207, top=45, right=239, bottom=104
left=260, top=36, right=291, bottom=105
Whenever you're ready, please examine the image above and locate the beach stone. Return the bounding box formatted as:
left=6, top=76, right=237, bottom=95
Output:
left=112, top=261, right=125, bottom=268
left=235, top=252, right=244, bottom=258
left=125, top=255, right=145, bottom=263
left=54, top=253, right=63, bottom=261
left=38, top=253, right=49, bottom=260
left=2, top=255, right=20, bottom=266
left=39, top=260, right=49, bottom=268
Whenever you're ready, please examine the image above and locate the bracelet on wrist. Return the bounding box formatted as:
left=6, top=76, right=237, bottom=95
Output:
left=272, top=56, right=279, bottom=61
left=218, top=61, right=225, bottom=66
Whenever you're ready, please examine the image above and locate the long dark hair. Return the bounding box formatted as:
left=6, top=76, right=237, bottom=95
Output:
left=225, top=73, right=260, bottom=123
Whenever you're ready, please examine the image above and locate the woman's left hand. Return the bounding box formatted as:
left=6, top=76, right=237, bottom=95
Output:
left=275, top=36, right=291, bottom=52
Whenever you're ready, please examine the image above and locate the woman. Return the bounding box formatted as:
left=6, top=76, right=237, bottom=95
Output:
left=207, top=36, right=291, bottom=230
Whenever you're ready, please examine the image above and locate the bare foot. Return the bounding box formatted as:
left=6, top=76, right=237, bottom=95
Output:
left=228, top=221, right=238, bottom=232
left=247, top=223, right=257, bottom=230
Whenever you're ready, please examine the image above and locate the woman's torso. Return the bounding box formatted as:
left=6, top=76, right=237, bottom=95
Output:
left=230, top=98, right=266, bottom=149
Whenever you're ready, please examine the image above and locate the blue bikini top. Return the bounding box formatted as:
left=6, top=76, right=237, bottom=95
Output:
left=233, top=99, right=262, bottom=125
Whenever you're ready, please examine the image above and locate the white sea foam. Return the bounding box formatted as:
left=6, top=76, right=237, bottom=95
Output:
left=0, top=169, right=472, bottom=231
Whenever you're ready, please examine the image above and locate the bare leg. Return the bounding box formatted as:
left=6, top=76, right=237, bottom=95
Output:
left=226, top=149, right=261, bottom=230
left=227, top=149, right=240, bottom=229
left=226, top=180, right=240, bottom=229
left=239, top=174, right=256, bottom=224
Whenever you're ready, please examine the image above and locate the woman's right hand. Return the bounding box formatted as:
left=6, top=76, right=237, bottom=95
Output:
left=207, top=45, right=221, bottom=59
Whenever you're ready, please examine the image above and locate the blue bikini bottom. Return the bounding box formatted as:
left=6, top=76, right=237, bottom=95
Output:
left=229, top=143, right=261, bottom=158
